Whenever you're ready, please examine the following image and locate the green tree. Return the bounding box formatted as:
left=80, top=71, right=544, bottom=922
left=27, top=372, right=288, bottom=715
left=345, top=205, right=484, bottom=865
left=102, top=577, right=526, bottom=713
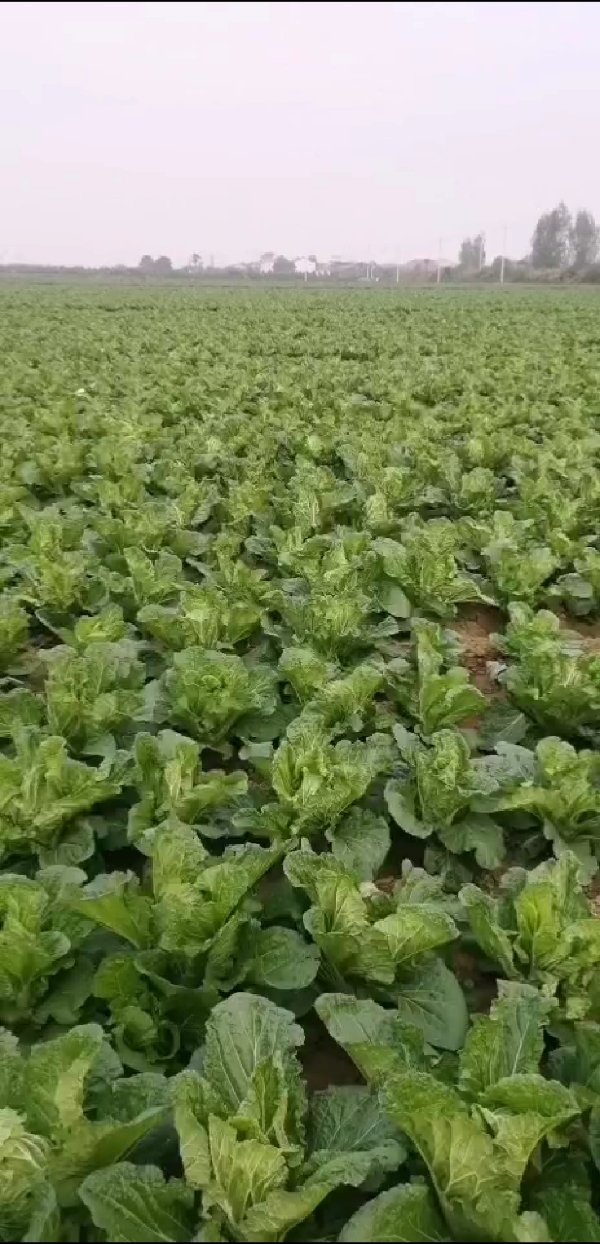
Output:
left=138, top=255, right=173, bottom=273
left=273, top=255, right=295, bottom=274
left=570, top=210, right=599, bottom=270
left=531, top=202, right=572, bottom=269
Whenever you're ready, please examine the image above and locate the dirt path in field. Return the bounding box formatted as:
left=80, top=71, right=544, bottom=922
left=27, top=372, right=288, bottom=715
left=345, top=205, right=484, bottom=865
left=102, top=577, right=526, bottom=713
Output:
left=556, top=610, right=600, bottom=651
left=452, top=604, right=504, bottom=696
left=452, top=602, right=600, bottom=696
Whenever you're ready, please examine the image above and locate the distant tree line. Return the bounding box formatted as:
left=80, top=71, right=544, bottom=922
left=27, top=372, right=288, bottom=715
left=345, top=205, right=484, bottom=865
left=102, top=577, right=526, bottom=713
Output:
left=138, top=255, right=173, bottom=274
left=458, top=204, right=598, bottom=275
left=530, top=204, right=598, bottom=270
left=2, top=206, right=599, bottom=285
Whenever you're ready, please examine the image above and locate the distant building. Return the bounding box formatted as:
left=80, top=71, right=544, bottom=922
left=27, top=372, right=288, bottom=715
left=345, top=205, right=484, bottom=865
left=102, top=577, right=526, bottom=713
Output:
left=329, top=260, right=365, bottom=279
left=258, top=252, right=276, bottom=274
left=294, top=256, right=317, bottom=276
left=402, top=258, right=440, bottom=276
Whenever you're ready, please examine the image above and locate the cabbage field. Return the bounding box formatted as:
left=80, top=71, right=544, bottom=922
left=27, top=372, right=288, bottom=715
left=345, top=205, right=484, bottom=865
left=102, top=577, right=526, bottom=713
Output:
left=2, top=283, right=600, bottom=1241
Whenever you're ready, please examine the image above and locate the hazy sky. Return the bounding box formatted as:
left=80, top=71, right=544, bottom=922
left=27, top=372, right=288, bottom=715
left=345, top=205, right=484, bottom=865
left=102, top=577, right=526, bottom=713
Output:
left=1, top=0, right=598, bottom=266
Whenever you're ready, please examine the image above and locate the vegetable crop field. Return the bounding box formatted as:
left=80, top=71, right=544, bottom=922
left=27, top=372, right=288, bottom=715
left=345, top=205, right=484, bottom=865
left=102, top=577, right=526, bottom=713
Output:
left=3, top=283, right=600, bottom=1242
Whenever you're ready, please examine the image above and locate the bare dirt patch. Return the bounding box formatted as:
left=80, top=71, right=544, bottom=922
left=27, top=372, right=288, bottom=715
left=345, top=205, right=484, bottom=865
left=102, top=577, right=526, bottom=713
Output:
left=555, top=610, right=600, bottom=652
left=452, top=604, right=505, bottom=696
left=588, top=872, right=600, bottom=920
left=301, top=1021, right=361, bottom=1092
left=453, top=948, right=498, bottom=1014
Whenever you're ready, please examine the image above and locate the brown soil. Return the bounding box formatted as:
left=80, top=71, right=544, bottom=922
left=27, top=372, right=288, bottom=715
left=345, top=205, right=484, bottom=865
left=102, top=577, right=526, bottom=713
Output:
left=453, top=948, right=498, bottom=1013
left=588, top=872, right=600, bottom=920
left=452, top=604, right=505, bottom=697
left=452, top=605, right=600, bottom=693
left=301, top=1024, right=362, bottom=1092
left=374, top=874, right=397, bottom=894
left=555, top=610, right=600, bottom=652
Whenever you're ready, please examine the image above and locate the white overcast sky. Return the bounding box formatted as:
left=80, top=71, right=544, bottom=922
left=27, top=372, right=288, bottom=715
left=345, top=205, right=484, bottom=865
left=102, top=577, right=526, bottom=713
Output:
left=1, top=0, right=598, bottom=266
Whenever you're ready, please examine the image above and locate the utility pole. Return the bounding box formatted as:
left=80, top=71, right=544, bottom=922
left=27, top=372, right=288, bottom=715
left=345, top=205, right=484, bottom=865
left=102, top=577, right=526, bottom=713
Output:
left=436, top=238, right=442, bottom=284
left=500, top=224, right=507, bottom=284
left=396, top=261, right=400, bottom=284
